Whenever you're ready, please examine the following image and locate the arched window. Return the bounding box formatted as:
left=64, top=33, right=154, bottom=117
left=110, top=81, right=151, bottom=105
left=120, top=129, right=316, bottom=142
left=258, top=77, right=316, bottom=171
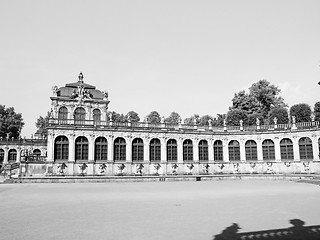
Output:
left=74, top=107, right=86, bottom=125
left=183, top=139, right=193, bottom=162
left=214, top=140, right=223, bottom=161
left=228, top=140, right=240, bottom=161
left=245, top=140, right=257, bottom=161
left=299, top=137, right=313, bottom=160
left=95, top=137, right=108, bottom=161
left=75, top=136, right=88, bottom=161
left=262, top=139, right=275, bottom=160
left=93, top=109, right=101, bottom=125
left=0, top=149, right=4, bottom=165
left=132, top=138, right=144, bottom=162
left=150, top=138, right=161, bottom=162
left=167, top=139, right=177, bottom=162
left=280, top=138, right=294, bottom=160
left=33, top=149, right=41, bottom=161
left=198, top=140, right=208, bottom=161
left=58, top=107, right=68, bottom=124
left=8, top=149, right=17, bottom=163
left=33, top=149, right=41, bottom=156
left=54, top=136, right=69, bottom=161
left=114, top=137, right=126, bottom=162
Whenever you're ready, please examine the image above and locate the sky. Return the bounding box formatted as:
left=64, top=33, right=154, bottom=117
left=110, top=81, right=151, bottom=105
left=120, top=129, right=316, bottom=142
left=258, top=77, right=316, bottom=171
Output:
left=0, top=0, right=320, bottom=138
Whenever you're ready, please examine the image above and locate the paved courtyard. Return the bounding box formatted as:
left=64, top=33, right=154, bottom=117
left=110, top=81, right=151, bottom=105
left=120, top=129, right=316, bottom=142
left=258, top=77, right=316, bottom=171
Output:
left=0, top=179, right=320, bottom=240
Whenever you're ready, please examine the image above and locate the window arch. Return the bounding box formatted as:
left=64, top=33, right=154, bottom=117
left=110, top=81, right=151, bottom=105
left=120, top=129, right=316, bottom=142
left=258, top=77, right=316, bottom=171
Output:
left=58, top=107, right=68, bottom=124
left=150, top=138, right=161, bottom=162
left=183, top=139, right=193, bottom=161
left=54, top=136, right=69, bottom=161
left=74, top=107, right=86, bottom=125
left=245, top=140, right=257, bottom=161
left=214, top=140, right=223, bottom=161
left=167, top=139, right=177, bottom=162
left=95, top=137, right=108, bottom=161
left=114, top=137, right=126, bottom=162
left=198, top=140, right=208, bottom=161
left=280, top=138, right=294, bottom=160
left=8, top=149, right=17, bottom=163
left=262, top=139, right=275, bottom=160
left=33, top=149, right=41, bottom=156
left=228, top=140, right=240, bottom=161
left=33, top=149, right=41, bottom=161
left=93, top=109, right=101, bottom=125
left=132, top=138, right=144, bottom=162
left=299, top=137, right=313, bottom=160
left=0, top=149, right=4, bottom=165
left=75, top=136, right=88, bottom=161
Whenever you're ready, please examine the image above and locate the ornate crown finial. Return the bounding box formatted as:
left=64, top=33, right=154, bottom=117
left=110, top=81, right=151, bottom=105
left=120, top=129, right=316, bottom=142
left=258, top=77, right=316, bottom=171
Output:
left=78, top=72, right=84, bottom=82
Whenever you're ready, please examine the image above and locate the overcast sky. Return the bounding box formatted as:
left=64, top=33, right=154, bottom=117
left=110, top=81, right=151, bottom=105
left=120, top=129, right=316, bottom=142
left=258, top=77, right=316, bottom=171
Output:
left=0, top=0, right=320, bottom=138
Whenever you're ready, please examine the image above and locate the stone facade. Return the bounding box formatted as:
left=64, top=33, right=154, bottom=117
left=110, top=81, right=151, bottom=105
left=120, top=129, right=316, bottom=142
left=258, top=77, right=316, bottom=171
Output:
left=1, top=73, right=320, bottom=177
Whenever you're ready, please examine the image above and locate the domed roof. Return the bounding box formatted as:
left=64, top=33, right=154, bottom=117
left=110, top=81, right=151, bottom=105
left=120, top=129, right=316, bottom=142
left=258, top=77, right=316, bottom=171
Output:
left=52, top=73, right=108, bottom=101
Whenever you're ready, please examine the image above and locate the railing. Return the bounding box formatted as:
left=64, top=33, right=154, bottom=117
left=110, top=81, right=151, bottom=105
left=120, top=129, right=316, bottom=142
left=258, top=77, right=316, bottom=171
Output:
left=49, top=118, right=320, bottom=133
left=214, top=222, right=320, bottom=240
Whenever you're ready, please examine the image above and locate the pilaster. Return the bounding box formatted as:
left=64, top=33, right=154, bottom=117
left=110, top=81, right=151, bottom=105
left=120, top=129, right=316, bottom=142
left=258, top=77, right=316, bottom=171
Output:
left=223, top=138, right=229, bottom=162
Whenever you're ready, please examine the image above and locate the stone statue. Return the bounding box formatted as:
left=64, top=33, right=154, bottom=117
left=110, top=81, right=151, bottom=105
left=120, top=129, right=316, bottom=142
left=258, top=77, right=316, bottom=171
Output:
left=223, top=119, right=227, bottom=127
left=311, top=113, right=315, bottom=122
left=273, top=117, right=278, bottom=125
left=292, top=115, right=296, bottom=124
left=52, top=86, right=58, bottom=96
left=208, top=119, right=213, bottom=127
left=239, top=119, right=243, bottom=127
left=256, top=118, right=260, bottom=126
left=102, top=91, right=108, bottom=100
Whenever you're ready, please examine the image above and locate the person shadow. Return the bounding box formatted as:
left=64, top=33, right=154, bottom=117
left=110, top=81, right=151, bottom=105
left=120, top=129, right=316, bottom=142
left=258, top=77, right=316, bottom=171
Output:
left=213, top=219, right=320, bottom=240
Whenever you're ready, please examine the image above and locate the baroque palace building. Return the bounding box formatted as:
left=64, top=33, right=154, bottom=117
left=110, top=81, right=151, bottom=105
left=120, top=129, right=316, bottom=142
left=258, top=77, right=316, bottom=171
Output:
left=1, top=73, right=320, bottom=177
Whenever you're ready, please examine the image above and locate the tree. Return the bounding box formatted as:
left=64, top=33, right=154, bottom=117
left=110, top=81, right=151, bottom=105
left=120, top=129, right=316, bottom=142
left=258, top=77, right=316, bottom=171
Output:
left=289, top=104, right=312, bottom=123
left=230, top=80, right=287, bottom=120
left=184, top=114, right=200, bottom=125
left=0, top=105, right=24, bottom=139
left=199, top=115, right=214, bottom=126
left=212, top=114, right=226, bottom=127
left=35, top=111, right=51, bottom=138
left=125, top=111, right=140, bottom=123
left=108, top=111, right=127, bottom=123
left=268, top=107, right=289, bottom=124
left=247, top=113, right=264, bottom=126
left=314, top=102, right=320, bottom=121
left=165, top=112, right=181, bottom=124
left=231, top=90, right=260, bottom=114
left=146, top=111, right=161, bottom=124
left=226, top=109, right=248, bottom=126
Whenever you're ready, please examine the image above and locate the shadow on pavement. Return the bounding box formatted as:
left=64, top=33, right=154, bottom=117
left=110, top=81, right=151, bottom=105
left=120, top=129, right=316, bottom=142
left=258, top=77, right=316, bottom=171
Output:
left=213, top=219, right=320, bottom=240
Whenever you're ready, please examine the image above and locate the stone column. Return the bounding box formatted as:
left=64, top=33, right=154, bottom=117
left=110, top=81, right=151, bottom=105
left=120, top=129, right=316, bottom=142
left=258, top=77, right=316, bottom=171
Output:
left=68, top=134, right=75, bottom=175
left=274, top=137, right=281, bottom=162
left=208, top=139, right=214, bottom=163
left=68, top=134, right=75, bottom=162
left=311, top=135, right=319, bottom=161
left=88, top=134, right=95, bottom=163
left=223, top=138, right=229, bottom=162
left=126, top=137, right=132, bottom=163
left=177, top=137, right=183, bottom=164
left=193, top=139, right=199, bottom=163
left=3, top=147, right=9, bottom=164
left=257, top=138, right=263, bottom=161
left=46, top=133, right=55, bottom=163
left=160, top=137, right=167, bottom=163
left=292, top=136, right=300, bottom=162
left=16, top=147, right=21, bottom=163
left=143, top=138, right=150, bottom=163
left=107, top=135, right=114, bottom=162
left=240, top=138, right=246, bottom=162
